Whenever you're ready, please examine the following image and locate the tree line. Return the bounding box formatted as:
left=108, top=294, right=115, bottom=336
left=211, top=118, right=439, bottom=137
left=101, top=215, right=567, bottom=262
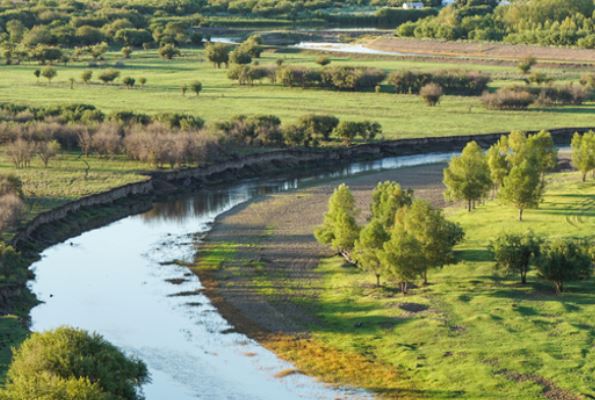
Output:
left=397, top=0, right=594, bottom=49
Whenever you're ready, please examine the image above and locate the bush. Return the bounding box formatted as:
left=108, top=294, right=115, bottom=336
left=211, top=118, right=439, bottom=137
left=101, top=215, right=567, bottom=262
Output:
left=420, top=83, right=443, bottom=106
left=98, top=69, right=120, bottom=84
left=388, top=70, right=490, bottom=96
left=481, top=88, right=535, bottom=110
left=2, top=327, right=149, bottom=400
left=297, top=114, right=339, bottom=141
left=333, top=120, right=382, bottom=144
left=0, top=173, right=25, bottom=232
left=316, top=56, right=331, bottom=66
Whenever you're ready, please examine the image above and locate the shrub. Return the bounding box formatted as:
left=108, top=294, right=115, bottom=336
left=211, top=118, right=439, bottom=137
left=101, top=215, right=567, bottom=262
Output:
left=92, top=123, right=122, bottom=157
left=333, top=120, right=381, bottom=144
left=205, top=42, right=231, bottom=68
left=297, top=114, right=339, bottom=141
left=229, top=49, right=252, bottom=65
left=321, top=66, right=387, bottom=91
left=98, top=69, right=120, bottom=84
left=388, top=70, right=490, bottom=96
left=80, top=70, right=93, bottom=83
left=41, top=66, right=57, bottom=84
left=3, top=327, right=149, bottom=400
left=190, top=81, right=202, bottom=96
left=316, top=56, right=331, bottom=66
left=420, top=83, right=443, bottom=106
left=481, top=88, right=535, bottom=110
left=517, top=56, right=537, bottom=74
left=122, top=76, right=135, bottom=88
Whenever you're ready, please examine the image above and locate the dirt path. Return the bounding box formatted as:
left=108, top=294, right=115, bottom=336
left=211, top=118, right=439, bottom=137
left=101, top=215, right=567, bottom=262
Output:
left=196, top=162, right=447, bottom=335
left=367, top=37, right=595, bottom=64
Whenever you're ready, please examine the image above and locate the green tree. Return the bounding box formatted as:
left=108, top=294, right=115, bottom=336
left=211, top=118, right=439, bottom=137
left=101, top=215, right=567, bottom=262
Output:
left=205, top=43, right=231, bottom=68
left=353, top=219, right=389, bottom=287
left=229, top=49, right=252, bottom=65
left=571, top=131, right=595, bottom=181
left=443, top=141, right=492, bottom=211
left=122, top=76, right=135, bottom=88
left=537, top=239, right=592, bottom=294
left=81, top=70, right=93, bottom=84
left=159, top=44, right=180, bottom=60
left=517, top=56, right=537, bottom=74
left=486, top=136, right=510, bottom=193
left=121, top=46, right=133, bottom=59
left=315, top=184, right=359, bottom=256
left=2, top=327, right=148, bottom=400
left=138, top=77, right=147, bottom=88
left=36, top=140, right=61, bottom=167
left=190, top=81, right=202, bottom=96
left=33, top=69, right=41, bottom=83
left=381, top=224, right=424, bottom=294
left=499, top=157, right=544, bottom=221
left=490, top=231, right=542, bottom=284
left=399, top=199, right=464, bottom=284
left=41, top=66, right=57, bottom=84
left=527, top=130, right=558, bottom=180
left=370, top=181, right=413, bottom=229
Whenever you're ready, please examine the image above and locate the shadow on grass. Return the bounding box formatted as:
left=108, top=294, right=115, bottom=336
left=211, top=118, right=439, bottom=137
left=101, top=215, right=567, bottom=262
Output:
left=455, top=248, right=492, bottom=262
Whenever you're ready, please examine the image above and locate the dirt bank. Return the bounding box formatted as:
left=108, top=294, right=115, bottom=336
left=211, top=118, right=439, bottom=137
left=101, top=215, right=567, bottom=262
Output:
left=367, top=37, right=595, bottom=65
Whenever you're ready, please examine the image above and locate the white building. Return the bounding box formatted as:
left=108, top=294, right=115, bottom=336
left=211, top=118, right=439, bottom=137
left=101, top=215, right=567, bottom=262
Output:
left=402, top=2, right=425, bottom=9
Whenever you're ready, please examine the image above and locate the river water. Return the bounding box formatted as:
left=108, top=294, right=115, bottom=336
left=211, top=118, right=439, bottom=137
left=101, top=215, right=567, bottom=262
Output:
left=28, top=152, right=457, bottom=399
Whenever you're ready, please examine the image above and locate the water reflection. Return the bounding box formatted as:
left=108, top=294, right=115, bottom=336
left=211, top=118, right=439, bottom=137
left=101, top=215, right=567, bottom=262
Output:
left=29, top=151, right=457, bottom=400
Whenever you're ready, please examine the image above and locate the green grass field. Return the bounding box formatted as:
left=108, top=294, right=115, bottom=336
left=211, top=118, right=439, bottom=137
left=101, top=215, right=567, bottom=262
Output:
left=0, top=151, right=150, bottom=241
left=309, top=172, right=594, bottom=398
left=1, top=49, right=593, bottom=139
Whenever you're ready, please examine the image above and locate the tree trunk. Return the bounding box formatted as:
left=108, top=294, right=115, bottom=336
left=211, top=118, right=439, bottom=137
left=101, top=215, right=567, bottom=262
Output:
left=521, top=271, right=527, bottom=284
left=583, top=172, right=587, bottom=182
left=519, top=208, right=524, bottom=222
left=423, top=269, right=428, bottom=285
left=468, top=199, right=472, bottom=212
left=375, top=274, right=381, bottom=288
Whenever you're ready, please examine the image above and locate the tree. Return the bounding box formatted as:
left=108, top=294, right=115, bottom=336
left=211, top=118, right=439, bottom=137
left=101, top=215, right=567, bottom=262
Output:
left=297, top=114, right=339, bottom=142
left=34, top=69, right=41, bottom=82
left=41, top=66, right=57, bottom=84
left=121, top=46, right=133, bottom=59
left=7, top=139, right=35, bottom=168
left=499, top=157, right=544, bottom=221
left=0, top=174, right=24, bottom=233
left=517, top=56, right=537, bottom=74
left=443, top=141, right=492, bottom=211
left=381, top=224, right=425, bottom=294
left=205, top=43, right=231, bottom=68
left=571, top=131, right=595, bottom=181
left=229, top=49, right=252, bottom=65
left=81, top=70, right=93, bottom=84
left=122, top=76, right=136, bottom=89
left=537, top=239, right=592, bottom=294
left=69, top=77, right=75, bottom=89
left=190, top=81, right=202, bottom=96
left=2, top=327, right=148, bottom=400
left=353, top=219, right=389, bottom=287
left=36, top=140, right=61, bottom=167
left=399, top=199, right=464, bottom=284
left=181, top=85, right=188, bottom=96
left=486, top=136, right=510, bottom=193
left=491, top=231, right=542, bottom=284
left=314, top=184, right=359, bottom=257
left=138, top=77, right=147, bottom=88
left=420, top=83, right=443, bottom=106
left=98, top=69, right=120, bottom=84
left=370, top=181, right=413, bottom=229
left=526, top=130, right=558, bottom=180
left=159, top=44, right=180, bottom=60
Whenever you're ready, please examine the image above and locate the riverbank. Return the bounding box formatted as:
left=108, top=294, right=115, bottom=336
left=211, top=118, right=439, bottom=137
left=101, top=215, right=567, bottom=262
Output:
left=192, top=153, right=595, bottom=398
left=2, top=131, right=591, bottom=390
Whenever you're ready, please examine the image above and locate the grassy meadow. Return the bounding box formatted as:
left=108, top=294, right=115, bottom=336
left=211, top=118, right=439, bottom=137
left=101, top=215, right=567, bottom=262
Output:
left=197, top=171, right=594, bottom=399
left=312, top=173, right=594, bottom=398
left=1, top=48, right=594, bottom=139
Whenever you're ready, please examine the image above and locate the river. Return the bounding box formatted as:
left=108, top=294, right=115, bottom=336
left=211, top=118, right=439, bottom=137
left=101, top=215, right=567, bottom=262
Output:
left=28, top=152, right=457, bottom=399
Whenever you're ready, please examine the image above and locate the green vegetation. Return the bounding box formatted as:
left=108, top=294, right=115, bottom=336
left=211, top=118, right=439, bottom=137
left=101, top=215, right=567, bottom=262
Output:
left=0, top=50, right=593, bottom=139
left=302, top=171, right=594, bottom=398
left=398, top=0, right=595, bottom=48
left=1, top=327, right=148, bottom=400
